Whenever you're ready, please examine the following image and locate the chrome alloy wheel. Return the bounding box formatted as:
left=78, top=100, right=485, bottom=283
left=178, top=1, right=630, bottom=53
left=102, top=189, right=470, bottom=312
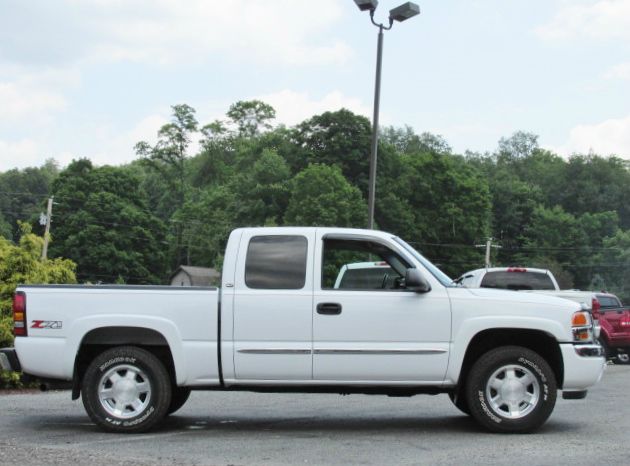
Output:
left=485, top=364, right=540, bottom=419
left=98, top=364, right=152, bottom=419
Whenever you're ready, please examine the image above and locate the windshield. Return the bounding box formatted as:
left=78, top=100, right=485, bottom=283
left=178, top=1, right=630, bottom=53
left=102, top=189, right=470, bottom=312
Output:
left=392, top=237, right=452, bottom=286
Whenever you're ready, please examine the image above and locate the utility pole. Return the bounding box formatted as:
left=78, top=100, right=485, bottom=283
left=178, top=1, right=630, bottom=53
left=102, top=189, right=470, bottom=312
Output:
left=475, top=237, right=501, bottom=269
left=41, top=196, right=53, bottom=260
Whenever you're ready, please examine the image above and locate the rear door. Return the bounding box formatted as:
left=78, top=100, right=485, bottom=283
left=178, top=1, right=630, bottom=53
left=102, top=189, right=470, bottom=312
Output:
left=232, top=230, right=315, bottom=380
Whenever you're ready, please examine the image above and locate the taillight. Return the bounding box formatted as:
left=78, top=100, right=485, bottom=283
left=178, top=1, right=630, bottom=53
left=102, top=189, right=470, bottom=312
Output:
left=621, top=315, right=630, bottom=327
left=507, top=267, right=527, bottom=272
left=12, top=291, right=27, bottom=337
left=591, top=298, right=601, bottom=320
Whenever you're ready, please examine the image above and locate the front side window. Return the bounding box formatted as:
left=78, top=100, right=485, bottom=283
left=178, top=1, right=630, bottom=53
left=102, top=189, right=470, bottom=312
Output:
left=245, top=235, right=307, bottom=289
left=322, top=238, right=410, bottom=290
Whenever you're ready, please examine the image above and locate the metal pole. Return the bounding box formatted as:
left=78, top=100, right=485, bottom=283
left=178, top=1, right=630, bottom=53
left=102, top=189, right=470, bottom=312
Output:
left=41, top=196, right=53, bottom=260
left=485, top=239, right=492, bottom=269
left=367, top=25, right=384, bottom=230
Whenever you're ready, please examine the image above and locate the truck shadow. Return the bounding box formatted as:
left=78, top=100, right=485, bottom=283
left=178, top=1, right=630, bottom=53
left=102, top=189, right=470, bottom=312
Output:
left=152, top=414, right=580, bottom=436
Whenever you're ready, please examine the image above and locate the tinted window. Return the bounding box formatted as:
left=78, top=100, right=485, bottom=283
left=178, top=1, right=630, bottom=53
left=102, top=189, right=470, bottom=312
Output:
left=245, top=236, right=307, bottom=289
left=480, top=271, right=555, bottom=290
left=597, top=295, right=621, bottom=309
left=339, top=266, right=394, bottom=289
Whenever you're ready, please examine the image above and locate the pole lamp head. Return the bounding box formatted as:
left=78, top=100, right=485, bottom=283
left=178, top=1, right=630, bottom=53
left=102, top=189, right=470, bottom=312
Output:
left=354, top=0, right=378, bottom=12
left=389, top=2, right=420, bottom=22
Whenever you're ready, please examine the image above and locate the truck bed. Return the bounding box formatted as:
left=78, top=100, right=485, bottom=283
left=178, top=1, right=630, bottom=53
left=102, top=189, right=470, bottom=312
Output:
left=14, top=285, right=221, bottom=386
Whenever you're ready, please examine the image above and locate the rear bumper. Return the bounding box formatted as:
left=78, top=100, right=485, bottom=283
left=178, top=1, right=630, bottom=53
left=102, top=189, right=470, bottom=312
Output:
left=561, top=343, right=605, bottom=391
left=0, top=348, right=21, bottom=372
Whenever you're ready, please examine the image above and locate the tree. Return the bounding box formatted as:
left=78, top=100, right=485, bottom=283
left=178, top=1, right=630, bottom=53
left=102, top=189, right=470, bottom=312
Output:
left=596, top=230, right=630, bottom=302
left=0, top=223, right=76, bottom=348
left=226, top=100, right=276, bottom=137
left=381, top=126, right=451, bottom=155
left=284, top=164, right=367, bottom=227
left=293, top=109, right=372, bottom=192
left=497, top=131, right=540, bottom=160
left=0, top=159, right=58, bottom=241
left=395, top=152, right=491, bottom=276
left=135, top=104, right=199, bottom=265
left=49, top=160, right=168, bottom=284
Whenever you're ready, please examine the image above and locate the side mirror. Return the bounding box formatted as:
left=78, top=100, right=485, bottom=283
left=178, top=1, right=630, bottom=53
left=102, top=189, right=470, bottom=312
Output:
left=405, top=268, right=431, bottom=293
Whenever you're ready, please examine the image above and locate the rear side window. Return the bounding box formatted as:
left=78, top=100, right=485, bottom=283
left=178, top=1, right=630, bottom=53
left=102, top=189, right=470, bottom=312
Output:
left=245, top=235, right=308, bottom=289
left=597, top=295, right=621, bottom=309
left=480, top=271, right=555, bottom=290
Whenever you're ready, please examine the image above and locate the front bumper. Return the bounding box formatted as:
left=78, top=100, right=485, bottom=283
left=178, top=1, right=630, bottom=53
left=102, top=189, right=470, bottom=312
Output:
left=561, top=343, right=605, bottom=391
left=0, top=348, right=21, bottom=372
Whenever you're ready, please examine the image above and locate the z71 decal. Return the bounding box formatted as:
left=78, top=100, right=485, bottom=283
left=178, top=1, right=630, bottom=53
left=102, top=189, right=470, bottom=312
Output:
left=30, top=320, right=63, bottom=329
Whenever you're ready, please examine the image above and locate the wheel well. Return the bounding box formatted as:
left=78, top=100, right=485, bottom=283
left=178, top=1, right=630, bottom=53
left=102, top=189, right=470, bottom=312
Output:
left=458, top=328, right=564, bottom=390
left=73, top=327, right=176, bottom=399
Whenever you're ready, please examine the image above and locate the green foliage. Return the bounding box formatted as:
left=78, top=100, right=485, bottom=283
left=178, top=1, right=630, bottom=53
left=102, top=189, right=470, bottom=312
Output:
left=50, top=160, right=166, bottom=284
left=0, top=367, right=23, bottom=389
left=0, top=224, right=76, bottom=348
left=2, top=101, right=630, bottom=301
left=0, top=159, right=58, bottom=241
left=226, top=100, right=276, bottom=137
left=293, top=109, right=372, bottom=192
left=285, top=164, right=367, bottom=227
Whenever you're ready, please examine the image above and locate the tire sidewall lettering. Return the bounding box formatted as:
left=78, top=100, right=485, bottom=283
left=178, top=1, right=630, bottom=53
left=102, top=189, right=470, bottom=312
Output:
left=477, top=390, right=502, bottom=424
left=98, top=356, right=137, bottom=372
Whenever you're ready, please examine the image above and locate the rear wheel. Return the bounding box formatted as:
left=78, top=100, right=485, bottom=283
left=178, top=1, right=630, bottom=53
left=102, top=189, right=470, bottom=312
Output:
left=465, top=346, right=557, bottom=433
left=599, top=337, right=611, bottom=361
left=82, top=346, right=172, bottom=433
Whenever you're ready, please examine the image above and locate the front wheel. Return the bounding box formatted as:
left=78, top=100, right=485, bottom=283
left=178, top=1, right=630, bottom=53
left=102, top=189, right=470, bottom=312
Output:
left=448, top=391, right=470, bottom=416
left=82, top=346, right=172, bottom=433
left=167, top=387, right=192, bottom=415
left=465, top=346, right=557, bottom=433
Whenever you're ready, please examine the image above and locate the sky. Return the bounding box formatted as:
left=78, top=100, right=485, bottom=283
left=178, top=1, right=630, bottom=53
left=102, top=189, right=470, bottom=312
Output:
left=1, top=0, right=629, bottom=171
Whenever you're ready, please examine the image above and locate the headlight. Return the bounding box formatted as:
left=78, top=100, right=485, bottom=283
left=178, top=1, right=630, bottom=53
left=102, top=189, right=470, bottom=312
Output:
left=572, top=311, right=594, bottom=342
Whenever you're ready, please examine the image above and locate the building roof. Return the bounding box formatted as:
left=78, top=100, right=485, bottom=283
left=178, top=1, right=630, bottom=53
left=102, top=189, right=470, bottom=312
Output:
left=170, top=266, right=221, bottom=286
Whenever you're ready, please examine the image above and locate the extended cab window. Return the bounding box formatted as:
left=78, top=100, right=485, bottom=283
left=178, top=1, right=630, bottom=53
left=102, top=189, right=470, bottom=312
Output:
left=322, top=238, right=410, bottom=290
left=245, top=235, right=308, bottom=289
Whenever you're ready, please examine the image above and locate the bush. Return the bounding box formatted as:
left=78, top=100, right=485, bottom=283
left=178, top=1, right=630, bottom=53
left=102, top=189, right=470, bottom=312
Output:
left=0, top=369, right=23, bottom=389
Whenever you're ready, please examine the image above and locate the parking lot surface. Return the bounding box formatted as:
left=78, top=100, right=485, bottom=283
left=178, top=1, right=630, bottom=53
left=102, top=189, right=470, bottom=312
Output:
left=0, top=365, right=627, bottom=466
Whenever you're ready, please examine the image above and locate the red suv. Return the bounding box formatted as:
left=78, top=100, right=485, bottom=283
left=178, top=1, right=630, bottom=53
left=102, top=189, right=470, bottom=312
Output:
left=597, top=293, right=630, bottom=364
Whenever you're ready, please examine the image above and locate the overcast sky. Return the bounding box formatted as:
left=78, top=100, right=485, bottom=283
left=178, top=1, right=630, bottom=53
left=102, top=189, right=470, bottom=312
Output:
left=1, top=0, right=629, bottom=171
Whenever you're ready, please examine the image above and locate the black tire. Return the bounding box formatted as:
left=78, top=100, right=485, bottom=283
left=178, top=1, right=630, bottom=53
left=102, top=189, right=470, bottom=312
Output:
left=448, top=391, right=470, bottom=416
left=598, top=337, right=611, bottom=362
left=465, top=346, right=557, bottom=433
left=167, top=387, right=192, bottom=415
left=82, top=346, right=172, bottom=433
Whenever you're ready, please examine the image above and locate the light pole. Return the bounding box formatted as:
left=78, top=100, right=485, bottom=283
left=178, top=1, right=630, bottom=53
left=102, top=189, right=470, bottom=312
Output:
left=354, top=1, right=420, bottom=230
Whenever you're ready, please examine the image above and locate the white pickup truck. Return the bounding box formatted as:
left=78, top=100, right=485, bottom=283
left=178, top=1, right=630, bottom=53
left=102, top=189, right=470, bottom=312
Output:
left=455, top=267, right=603, bottom=320
left=1, top=227, right=605, bottom=434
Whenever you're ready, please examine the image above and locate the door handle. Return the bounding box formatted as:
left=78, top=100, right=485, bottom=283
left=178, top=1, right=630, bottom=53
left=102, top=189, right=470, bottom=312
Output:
left=317, top=302, right=342, bottom=315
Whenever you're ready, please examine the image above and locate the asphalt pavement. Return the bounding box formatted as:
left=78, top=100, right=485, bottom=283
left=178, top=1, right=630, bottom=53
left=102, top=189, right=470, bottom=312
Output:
left=1, top=365, right=628, bottom=466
